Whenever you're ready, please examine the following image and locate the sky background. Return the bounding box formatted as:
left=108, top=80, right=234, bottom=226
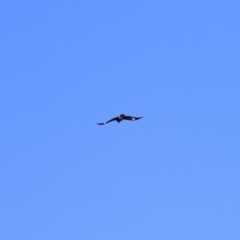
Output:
left=1, top=1, right=240, bottom=239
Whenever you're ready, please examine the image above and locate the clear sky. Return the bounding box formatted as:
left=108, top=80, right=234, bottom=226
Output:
left=1, top=1, right=240, bottom=239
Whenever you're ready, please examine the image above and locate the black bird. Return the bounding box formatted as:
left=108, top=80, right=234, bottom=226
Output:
left=97, top=114, right=143, bottom=125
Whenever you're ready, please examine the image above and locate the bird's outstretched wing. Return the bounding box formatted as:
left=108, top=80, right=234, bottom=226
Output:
left=123, top=115, right=143, bottom=121
left=97, top=117, right=118, bottom=125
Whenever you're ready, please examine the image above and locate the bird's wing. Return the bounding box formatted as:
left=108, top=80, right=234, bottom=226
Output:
left=123, top=115, right=143, bottom=121
left=97, top=117, right=118, bottom=125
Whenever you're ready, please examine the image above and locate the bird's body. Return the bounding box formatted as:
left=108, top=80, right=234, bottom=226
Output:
left=97, top=114, right=142, bottom=125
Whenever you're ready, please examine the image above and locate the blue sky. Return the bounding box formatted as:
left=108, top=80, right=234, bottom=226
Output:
left=1, top=1, right=240, bottom=239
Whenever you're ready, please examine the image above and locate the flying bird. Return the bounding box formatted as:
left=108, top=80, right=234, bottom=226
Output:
left=97, top=114, right=143, bottom=125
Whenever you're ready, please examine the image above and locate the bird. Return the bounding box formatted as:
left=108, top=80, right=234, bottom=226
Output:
left=97, top=114, right=143, bottom=125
